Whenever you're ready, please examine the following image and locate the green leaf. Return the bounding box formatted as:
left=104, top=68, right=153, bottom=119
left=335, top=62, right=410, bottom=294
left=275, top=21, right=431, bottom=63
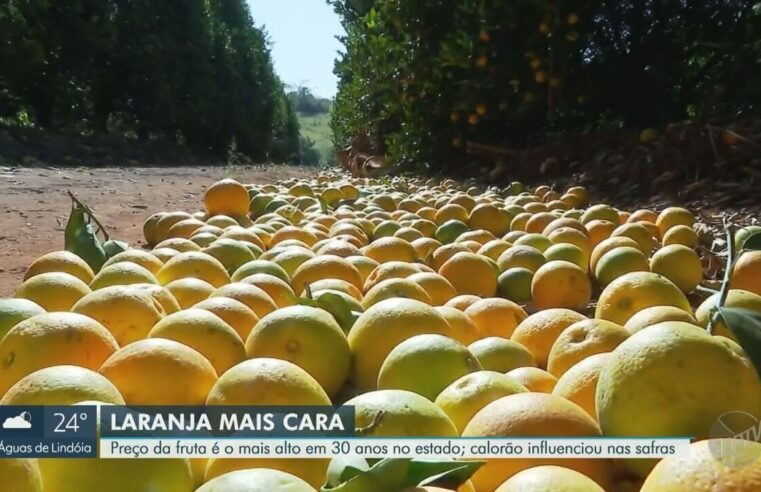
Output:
left=325, top=457, right=370, bottom=488
left=318, top=197, right=329, bottom=214
left=415, top=461, right=485, bottom=488
left=65, top=202, right=107, bottom=272
left=717, top=306, right=761, bottom=378
left=314, top=292, right=361, bottom=333
left=742, top=232, right=761, bottom=251
left=321, top=458, right=410, bottom=492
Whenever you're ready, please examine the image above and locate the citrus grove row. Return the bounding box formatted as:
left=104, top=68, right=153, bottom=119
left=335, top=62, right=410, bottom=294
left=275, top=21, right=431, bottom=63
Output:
left=2, top=176, right=761, bottom=491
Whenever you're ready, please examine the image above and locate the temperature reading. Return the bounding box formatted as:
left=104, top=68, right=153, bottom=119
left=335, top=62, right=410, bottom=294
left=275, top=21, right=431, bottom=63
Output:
left=53, top=412, right=88, bottom=433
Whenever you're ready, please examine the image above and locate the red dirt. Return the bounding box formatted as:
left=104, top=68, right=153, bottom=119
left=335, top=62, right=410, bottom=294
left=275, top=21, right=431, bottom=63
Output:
left=0, top=165, right=315, bottom=296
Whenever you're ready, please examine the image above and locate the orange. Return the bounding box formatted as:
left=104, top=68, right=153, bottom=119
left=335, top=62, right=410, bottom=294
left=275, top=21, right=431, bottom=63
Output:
left=611, top=222, right=655, bottom=255
left=695, top=289, right=761, bottom=340
left=72, top=285, right=166, bottom=346
left=435, top=371, right=528, bottom=433
left=0, top=312, right=118, bottom=397
left=596, top=322, right=761, bottom=476
left=589, top=236, right=640, bottom=272
left=211, top=282, right=278, bottom=319
left=477, top=239, right=512, bottom=261
left=1, top=365, right=124, bottom=405
left=0, top=458, right=43, bottom=492
left=640, top=439, right=761, bottom=492
left=148, top=309, right=245, bottom=375
left=239, top=273, right=296, bottom=307
left=655, top=206, right=695, bottom=237
left=377, top=334, right=482, bottom=401
left=511, top=308, right=587, bottom=368
left=196, top=468, right=314, bottom=492
left=546, top=318, right=628, bottom=377
left=166, top=218, right=206, bottom=239
left=649, top=244, right=703, bottom=293
left=468, top=337, right=536, bottom=372
left=99, top=338, right=217, bottom=405
left=361, top=237, right=418, bottom=264
left=347, top=298, right=450, bottom=391
left=431, top=243, right=471, bottom=270
left=361, top=278, right=432, bottom=308
left=102, top=249, right=164, bottom=276
left=204, top=179, right=250, bottom=217
left=0, top=298, right=46, bottom=340
left=89, top=262, right=159, bottom=290
left=15, top=272, right=91, bottom=311
left=497, top=245, right=546, bottom=273
left=496, top=465, right=605, bottom=492
left=531, top=260, right=591, bottom=311
left=730, top=250, right=761, bottom=296
left=435, top=306, right=480, bottom=345
left=290, top=254, right=363, bottom=294
left=594, top=246, right=649, bottom=286
left=552, top=353, right=612, bottom=421
left=514, top=233, right=552, bottom=252
left=157, top=251, right=230, bottom=287
left=24, top=250, right=95, bottom=283
left=662, top=224, right=698, bottom=248
left=155, top=237, right=202, bottom=252
left=525, top=212, right=557, bottom=234
left=580, top=204, right=619, bottom=225
left=623, top=305, right=697, bottom=334
left=203, top=238, right=256, bottom=274
left=345, top=389, right=457, bottom=437
left=464, top=298, right=528, bottom=339
left=439, top=252, right=498, bottom=297
left=165, top=278, right=215, bottom=308
left=463, top=393, right=612, bottom=491
left=407, top=272, right=457, bottom=305
left=584, top=220, right=617, bottom=248
left=435, top=203, right=469, bottom=224
left=206, top=358, right=330, bottom=405
left=468, top=204, right=510, bottom=236
left=505, top=367, right=558, bottom=392
left=595, top=271, right=691, bottom=325
left=193, top=297, right=259, bottom=341
left=245, top=306, right=350, bottom=396
left=203, top=459, right=326, bottom=489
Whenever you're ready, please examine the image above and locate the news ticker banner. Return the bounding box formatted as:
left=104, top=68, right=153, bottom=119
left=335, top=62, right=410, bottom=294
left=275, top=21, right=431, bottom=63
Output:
left=0, top=405, right=691, bottom=460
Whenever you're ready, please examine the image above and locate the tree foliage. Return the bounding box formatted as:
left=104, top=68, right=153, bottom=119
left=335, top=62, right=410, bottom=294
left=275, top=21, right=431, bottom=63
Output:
left=0, top=0, right=300, bottom=162
left=330, top=0, right=760, bottom=172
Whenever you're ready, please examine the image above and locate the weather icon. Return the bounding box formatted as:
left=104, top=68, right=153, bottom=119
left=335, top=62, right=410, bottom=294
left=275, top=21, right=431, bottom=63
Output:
left=3, top=411, right=32, bottom=429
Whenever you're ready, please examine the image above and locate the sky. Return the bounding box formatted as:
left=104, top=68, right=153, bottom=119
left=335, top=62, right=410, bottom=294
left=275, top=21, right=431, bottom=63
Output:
left=247, top=0, right=345, bottom=99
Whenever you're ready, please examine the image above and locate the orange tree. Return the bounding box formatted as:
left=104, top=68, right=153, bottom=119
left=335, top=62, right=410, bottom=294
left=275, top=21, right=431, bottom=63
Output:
left=330, top=0, right=759, bottom=173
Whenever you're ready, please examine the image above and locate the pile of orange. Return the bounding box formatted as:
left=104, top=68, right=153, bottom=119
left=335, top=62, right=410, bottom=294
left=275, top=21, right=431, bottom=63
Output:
left=2, top=174, right=761, bottom=491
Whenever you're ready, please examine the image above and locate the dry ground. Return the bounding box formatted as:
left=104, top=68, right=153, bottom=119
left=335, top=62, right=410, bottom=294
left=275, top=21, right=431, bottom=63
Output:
left=0, top=165, right=315, bottom=296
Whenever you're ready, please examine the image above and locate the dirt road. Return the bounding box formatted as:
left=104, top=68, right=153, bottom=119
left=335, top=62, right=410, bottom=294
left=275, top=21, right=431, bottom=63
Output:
left=0, top=165, right=314, bottom=296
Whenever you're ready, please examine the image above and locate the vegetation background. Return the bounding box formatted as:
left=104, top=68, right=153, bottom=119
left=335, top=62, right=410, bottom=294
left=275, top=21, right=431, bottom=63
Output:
left=329, top=0, right=761, bottom=176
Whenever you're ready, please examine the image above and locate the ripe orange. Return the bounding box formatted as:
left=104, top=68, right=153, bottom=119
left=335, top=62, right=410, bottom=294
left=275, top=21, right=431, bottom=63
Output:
left=463, top=393, right=612, bottom=491
left=511, top=308, right=587, bottom=368
left=531, top=260, right=591, bottom=311
left=99, top=338, right=217, bottom=405
left=204, top=179, right=250, bottom=217
left=547, top=318, right=628, bottom=377
left=595, top=271, right=691, bottom=325
left=552, top=353, right=612, bottom=421
left=464, top=298, right=528, bottom=339
left=439, top=252, right=498, bottom=297
left=730, top=250, right=761, bottom=296
left=24, top=250, right=95, bottom=283
left=348, top=298, right=450, bottom=391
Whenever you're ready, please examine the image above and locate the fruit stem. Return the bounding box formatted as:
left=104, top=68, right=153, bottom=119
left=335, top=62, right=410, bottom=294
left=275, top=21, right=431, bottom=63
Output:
left=708, top=221, right=735, bottom=334
left=67, top=191, right=110, bottom=241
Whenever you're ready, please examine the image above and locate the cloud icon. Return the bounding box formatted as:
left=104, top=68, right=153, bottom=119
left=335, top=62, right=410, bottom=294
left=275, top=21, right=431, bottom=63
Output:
left=3, top=412, right=32, bottom=429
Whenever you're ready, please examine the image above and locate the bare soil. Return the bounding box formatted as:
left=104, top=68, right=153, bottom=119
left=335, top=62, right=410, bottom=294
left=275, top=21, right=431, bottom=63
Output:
left=0, top=165, right=314, bottom=296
